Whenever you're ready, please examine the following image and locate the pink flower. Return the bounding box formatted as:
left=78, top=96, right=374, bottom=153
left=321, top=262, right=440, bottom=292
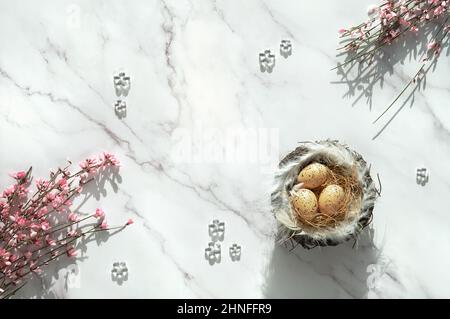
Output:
left=46, top=190, right=57, bottom=202
left=2, top=185, right=16, bottom=198
left=389, top=30, right=400, bottom=38
left=100, top=221, right=108, bottom=229
left=37, top=207, right=48, bottom=218
left=16, top=185, right=28, bottom=198
left=53, top=198, right=65, bottom=210
left=94, top=208, right=105, bottom=219
left=35, top=178, right=50, bottom=190
left=58, top=178, right=67, bottom=187
left=66, top=247, right=77, bottom=258
left=1, top=250, right=11, bottom=262
left=17, top=217, right=27, bottom=227
left=338, top=28, right=347, bottom=34
left=41, top=221, right=50, bottom=231
left=126, top=218, right=134, bottom=226
left=79, top=157, right=98, bottom=174
left=427, top=41, right=438, bottom=50
left=427, top=40, right=442, bottom=56
left=434, top=6, right=445, bottom=16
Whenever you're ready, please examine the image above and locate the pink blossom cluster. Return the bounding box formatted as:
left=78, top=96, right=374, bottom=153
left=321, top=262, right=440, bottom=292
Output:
left=339, top=0, right=449, bottom=54
left=0, top=152, right=132, bottom=298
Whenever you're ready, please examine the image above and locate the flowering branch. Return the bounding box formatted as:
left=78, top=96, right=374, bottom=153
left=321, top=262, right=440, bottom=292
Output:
left=0, top=152, right=133, bottom=299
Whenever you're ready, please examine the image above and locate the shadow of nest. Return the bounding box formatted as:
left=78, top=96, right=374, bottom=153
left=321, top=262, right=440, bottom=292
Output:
left=263, top=227, right=389, bottom=298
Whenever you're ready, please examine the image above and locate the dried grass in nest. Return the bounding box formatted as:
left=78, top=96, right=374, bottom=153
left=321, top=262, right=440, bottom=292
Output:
left=289, top=163, right=363, bottom=231
left=272, top=140, right=378, bottom=249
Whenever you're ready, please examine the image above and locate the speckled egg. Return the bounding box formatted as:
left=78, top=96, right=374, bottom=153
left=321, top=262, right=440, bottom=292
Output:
left=291, top=189, right=318, bottom=220
left=318, top=184, right=345, bottom=216
left=297, top=163, right=329, bottom=189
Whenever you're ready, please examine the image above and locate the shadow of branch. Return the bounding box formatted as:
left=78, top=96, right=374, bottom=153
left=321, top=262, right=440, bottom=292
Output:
left=263, top=228, right=391, bottom=298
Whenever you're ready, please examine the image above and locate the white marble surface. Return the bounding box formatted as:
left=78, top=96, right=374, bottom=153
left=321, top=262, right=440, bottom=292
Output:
left=1, top=0, right=450, bottom=298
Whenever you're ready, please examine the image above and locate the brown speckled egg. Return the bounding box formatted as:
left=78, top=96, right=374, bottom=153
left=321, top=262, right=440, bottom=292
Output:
left=291, top=189, right=318, bottom=220
left=318, top=184, right=345, bottom=216
left=297, top=163, right=329, bottom=189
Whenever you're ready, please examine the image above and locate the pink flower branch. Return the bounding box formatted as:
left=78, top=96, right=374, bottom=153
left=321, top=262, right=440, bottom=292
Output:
left=0, top=152, right=132, bottom=299
left=335, top=0, right=449, bottom=137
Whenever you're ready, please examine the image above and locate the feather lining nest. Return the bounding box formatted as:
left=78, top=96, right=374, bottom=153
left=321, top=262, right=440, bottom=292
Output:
left=271, top=140, right=379, bottom=249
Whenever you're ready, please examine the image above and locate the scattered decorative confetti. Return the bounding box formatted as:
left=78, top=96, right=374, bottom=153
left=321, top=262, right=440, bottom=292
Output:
left=114, top=100, right=127, bottom=119
left=259, top=50, right=276, bottom=73
left=229, top=244, right=241, bottom=262
left=113, top=72, right=131, bottom=97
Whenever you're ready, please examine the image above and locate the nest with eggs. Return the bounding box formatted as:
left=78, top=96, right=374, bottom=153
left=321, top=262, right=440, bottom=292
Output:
left=271, top=140, right=379, bottom=249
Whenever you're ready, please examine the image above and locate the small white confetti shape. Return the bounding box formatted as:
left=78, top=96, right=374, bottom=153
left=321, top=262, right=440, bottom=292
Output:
left=229, top=244, right=241, bottom=262
left=205, top=242, right=221, bottom=265
left=111, top=261, right=128, bottom=282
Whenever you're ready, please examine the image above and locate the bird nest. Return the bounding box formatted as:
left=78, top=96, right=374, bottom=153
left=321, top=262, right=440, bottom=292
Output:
left=271, top=140, right=379, bottom=249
